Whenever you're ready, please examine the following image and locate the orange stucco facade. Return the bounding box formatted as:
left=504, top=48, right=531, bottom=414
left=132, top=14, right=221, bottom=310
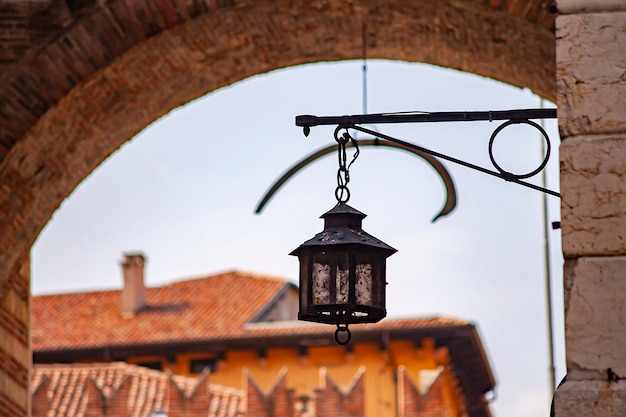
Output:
left=124, top=337, right=464, bottom=417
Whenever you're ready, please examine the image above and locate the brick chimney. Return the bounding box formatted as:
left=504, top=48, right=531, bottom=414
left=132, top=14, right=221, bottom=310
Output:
left=120, top=252, right=147, bottom=316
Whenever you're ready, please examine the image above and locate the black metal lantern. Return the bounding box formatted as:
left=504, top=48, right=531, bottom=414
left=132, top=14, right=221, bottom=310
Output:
left=290, top=202, right=396, bottom=343
left=288, top=127, right=397, bottom=344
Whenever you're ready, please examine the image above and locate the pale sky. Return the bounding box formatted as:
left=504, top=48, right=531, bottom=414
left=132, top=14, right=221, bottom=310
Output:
left=32, top=60, right=564, bottom=417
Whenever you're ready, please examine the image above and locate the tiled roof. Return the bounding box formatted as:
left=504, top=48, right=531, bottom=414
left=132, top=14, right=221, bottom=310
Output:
left=32, top=270, right=494, bottom=417
left=32, top=362, right=245, bottom=417
left=33, top=270, right=293, bottom=352
left=33, top=269, right=472, bottom=353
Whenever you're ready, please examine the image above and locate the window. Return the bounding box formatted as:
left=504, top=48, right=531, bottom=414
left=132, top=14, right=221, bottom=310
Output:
left=189, top=358, right=216, bottom=374
left=136, top=361, right=162, bottom=371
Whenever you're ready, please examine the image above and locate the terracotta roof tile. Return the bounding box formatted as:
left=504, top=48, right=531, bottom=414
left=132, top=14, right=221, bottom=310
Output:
left=32, top=363, right=245, bottom=417
left=33, top=270, right=292, bottom=351
left=33, top=270, right=474, bottom=355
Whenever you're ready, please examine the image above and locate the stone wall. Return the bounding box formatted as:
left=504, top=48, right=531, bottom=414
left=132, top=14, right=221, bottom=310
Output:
left=555, top=1, right=626, bottom=415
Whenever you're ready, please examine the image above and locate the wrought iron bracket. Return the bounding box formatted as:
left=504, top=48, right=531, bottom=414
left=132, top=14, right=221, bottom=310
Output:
left=295, top=108, right=559, bottom=198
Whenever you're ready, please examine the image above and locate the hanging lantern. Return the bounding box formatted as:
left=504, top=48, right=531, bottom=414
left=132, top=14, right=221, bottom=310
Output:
left=290, top=202, right=396, bottom=343
left=290, top=127, right=396, bottom=344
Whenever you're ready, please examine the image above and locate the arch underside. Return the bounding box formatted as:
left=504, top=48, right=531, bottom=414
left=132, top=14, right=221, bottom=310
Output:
left=0, top=0, right=555, bottom=283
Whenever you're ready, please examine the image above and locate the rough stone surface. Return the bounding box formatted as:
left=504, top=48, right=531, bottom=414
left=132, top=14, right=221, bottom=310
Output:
left=556, top=12, right=626, bottom=138
left=554, top=380, right=626, bottom=417
left=563, top=257, right=626, bottom=379
left=560, top=134, right=626, bottom=257
left=555, top=7, right=626, bottom=417
left=557, top=0, right=626, bottom=14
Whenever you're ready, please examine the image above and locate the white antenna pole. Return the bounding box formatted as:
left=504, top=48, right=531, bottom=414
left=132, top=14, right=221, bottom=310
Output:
left=362, top=23, right=368, bottom=115
left=540, top=98, right=557, bottom=394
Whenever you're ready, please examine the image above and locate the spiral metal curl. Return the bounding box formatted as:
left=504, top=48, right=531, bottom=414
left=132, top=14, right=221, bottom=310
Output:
left=488, top=119, right=551, bottom=181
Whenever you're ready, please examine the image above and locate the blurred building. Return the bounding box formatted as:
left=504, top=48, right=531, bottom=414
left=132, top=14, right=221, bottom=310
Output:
left=32, top=253, right=495, bottom=417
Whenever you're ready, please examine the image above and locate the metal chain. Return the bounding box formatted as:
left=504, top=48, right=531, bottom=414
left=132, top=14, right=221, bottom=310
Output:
left=334, top=127, right=360, bottom=203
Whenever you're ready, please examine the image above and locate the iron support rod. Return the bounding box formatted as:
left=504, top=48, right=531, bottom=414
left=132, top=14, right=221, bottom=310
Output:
left=296, top=108, right=556, bottom=128
left=349, top=125, right=560, bottom=197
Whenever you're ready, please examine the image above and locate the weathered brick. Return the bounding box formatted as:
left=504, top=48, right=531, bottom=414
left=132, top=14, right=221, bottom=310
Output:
left=168, top=371, right=211, bottom=417
left=0, top=257, right=29, bottom=417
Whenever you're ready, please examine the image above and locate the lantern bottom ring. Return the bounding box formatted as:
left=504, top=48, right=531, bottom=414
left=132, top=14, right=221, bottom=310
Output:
left=335, top=323, right=351, bottom=345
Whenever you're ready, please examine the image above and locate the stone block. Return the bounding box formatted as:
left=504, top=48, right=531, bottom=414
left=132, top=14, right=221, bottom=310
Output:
left=557, top=1, right=626, bottom=14
left=560, top=135, right=626, bottom=257
left=554, top=380, right=626, bottom=417
left=564, top=257, right=626, bottom=378
left=556, top=12, right=626, bottom=137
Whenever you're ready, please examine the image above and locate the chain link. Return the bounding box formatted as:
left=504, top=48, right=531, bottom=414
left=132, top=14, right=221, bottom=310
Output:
left=334, top=128, right=359, bottom=203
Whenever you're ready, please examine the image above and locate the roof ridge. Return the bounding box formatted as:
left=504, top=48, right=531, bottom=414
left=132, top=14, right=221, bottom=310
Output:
left=243, top=315, right=470, bottom=329
left=33, top=270, right=293, bottom=299
left=384, top=315, right=471, bottom=324
left=33, top=287, right=120, bottom=298
left=143, top=270, right=293, bottom=291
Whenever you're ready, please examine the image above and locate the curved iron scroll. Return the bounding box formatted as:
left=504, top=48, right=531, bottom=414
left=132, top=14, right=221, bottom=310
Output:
left=255, top=139, right=457, bottom=222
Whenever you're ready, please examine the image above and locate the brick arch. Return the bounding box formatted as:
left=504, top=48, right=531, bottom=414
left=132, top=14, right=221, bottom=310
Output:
left=0, top=0, right=556, bottom=283
left=0, top=2, right=554, bottom=413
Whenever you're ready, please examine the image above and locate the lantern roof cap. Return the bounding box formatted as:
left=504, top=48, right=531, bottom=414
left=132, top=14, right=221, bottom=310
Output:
left=320, top=203, right=367, bottom=230
left=290, top=203, right=397, bottom=255
left=320, top=203, right=366, bottom=219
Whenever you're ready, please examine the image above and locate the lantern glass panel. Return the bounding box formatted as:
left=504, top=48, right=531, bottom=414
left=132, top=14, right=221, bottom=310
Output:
left=311, top=261, right=330, bottom=305
left=311, top=252, right=349, bottom=305
left=355, top=263, right=372, bottom=305
left=355, top=254, right=385, bottom=309
left=336, top=265, right=349, bottom=304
